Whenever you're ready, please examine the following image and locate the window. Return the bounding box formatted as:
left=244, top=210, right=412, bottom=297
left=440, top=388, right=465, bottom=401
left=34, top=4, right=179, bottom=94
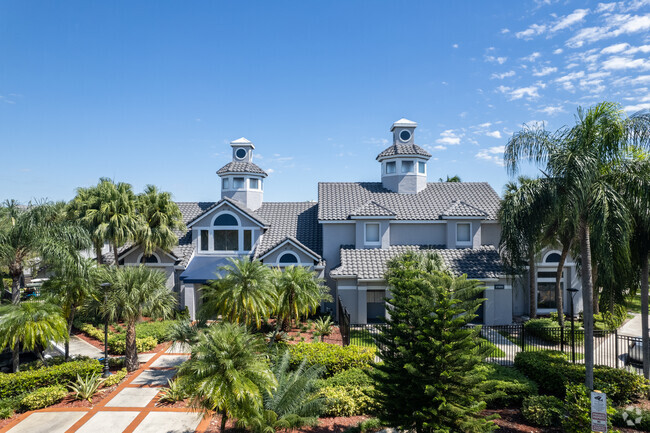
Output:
left=243, top=230, right=252, bottom=250
left=250, top=178, right=259, bottom=189
left=401, top=161, right=414, bottom=173
left=399, top=130, right=411, bottom=142
left=235, top=148, right=247, bottom=159
left=214, top=214, right=238, bottom=226
left=200, top=230, right=209, bottom=251
left=214, top=230, right=238, bottom=250
left=222, top=178, right=229, bottom=189
left=545, top=253, right=561, bottom=263
left=386, top=161, right=396, bottom=174
left=456, top=223, right=471, bottom=244
left=365, top=223, right=380, bottom=244
left=143, top=255, right=159, bottom=264
left=418, top=161, right=426, bottom=174
left=279, top=253, right=299, bottom=264
left=233, top=177, right=245, bottom=189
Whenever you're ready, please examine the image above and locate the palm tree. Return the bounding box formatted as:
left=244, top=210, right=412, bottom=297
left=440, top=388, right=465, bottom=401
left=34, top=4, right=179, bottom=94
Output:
left=273, top=266, right=331, bottom=331
left=99, top=265, right=176, bottom=371
left=41, top=258, right=100, bottom=360
left=504, top=102, right=650, bottom=389
left=0, top=302, right=68, bottom=372
left=134, top=185, right=185, bottom=262
left=200, top=257, right=276, bottom=329
left=438, top=175, right=461, bottom=182
left=177, top=323, right=277, bottom=433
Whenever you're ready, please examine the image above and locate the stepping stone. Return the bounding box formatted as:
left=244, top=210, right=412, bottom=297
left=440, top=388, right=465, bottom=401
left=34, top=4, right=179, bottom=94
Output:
left=105, top=387, right=161, bottom=407
left=138, top=353, right=156, bottom=363
left=6, top=412, right=86, bottom=433
left=75, top=411, right=140, bottom=433
left=132, top=411, right=202, bottom=433
left=130, top=369, right=177, bottom=386
left=149, top=355, right=189, bottom=368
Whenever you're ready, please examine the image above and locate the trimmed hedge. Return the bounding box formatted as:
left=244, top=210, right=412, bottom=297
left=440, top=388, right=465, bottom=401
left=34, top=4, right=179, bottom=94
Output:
left=524, top=318, right=572, bottom=344
left=317, top=385, right=374, bottom=416
left=77, top=322, right=166, bottom=354
left=20, top=385, right=68, bottom=411
left=103, top=368, right=127, bottom=387
left=135, top=321, right=176, bottom=342
left=476, top=363, right=538, bottom=408
left=521, top=395, right=564, bottom=427
left=107, top=335, right=157, bottom=355
left=316, top=367, right=374, bottom=389
left=0, top=359, right=102, bottom=398
left=288, top=342, right=375, bottom=376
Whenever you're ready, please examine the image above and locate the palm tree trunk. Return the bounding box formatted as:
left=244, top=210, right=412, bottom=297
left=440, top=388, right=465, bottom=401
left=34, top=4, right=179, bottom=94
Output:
left=556, top=242, right=571, bottom=327
left=95, top=242, right=103, bottom=265
left=113, top=242, right=119, bottom=267
left=529, top=252, right=537, bottom=319
left=125, top=320, right=139, bottom=372
left=220, top=409, right=228, bottom=433
left=65, top=309, right=76, bottom=361
left=12, top=341, right=20, bottom=373
left=11, top=269, right=21, bottom=305
left=592, top=263, right=600, bottom=315
left=580, top=218, right=594, bottom=390
left=640, top=248, right=649, bottom=380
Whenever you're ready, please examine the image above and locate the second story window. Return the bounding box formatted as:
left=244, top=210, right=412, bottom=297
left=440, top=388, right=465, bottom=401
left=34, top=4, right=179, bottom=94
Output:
left=233, top=177, right=245, bottom=189
left=213, top=213, right=239, bottom=251
left=200, top=230, right=209, bottom=251
left=250, top=178, right=259, bottom=189
left=456, top=223, right=471, bottom=245
left=365, top=223, right=380, bottom=245
left=243, top=229, right=252, bottom=251
left=222, top=178, right=229, bottom=189
left=401, top=161, right=414, bottom=173
left=418, top=161, right=426, bottom=174
left=386, top=161, right=396, bottom=174
left=278, top=252, right=299, bottom=265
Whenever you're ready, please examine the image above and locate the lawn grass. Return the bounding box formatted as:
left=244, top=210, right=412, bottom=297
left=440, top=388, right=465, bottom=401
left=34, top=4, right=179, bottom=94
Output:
left=350, top=329, right=378, bottom=348
left=626, top=294, right=642, bottom=315
left=481, top=338, right=506, bottom=357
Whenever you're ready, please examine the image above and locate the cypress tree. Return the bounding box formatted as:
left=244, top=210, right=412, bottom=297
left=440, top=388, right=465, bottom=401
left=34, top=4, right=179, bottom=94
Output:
left=372, top=251, right=496, bottom=433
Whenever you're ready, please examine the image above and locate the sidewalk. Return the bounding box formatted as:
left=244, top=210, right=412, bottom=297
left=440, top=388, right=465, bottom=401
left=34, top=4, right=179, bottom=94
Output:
left=0, top=345, right=210, bottom=433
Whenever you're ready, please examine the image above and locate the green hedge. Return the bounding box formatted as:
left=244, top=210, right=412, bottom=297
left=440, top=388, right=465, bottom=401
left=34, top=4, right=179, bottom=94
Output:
left=20, top=385, right=68, bottom=411
left=77, top=321, right=169, bottom=354
left=135, top=321, right=176, bottom=342
left=316, top=367, right=374, bottom=389
left=0, top=359, right=102, bottom=398
left=476, top=363, right=538, bottom=408
left=107, top=335, right=157, bottom=355
left=521, top=395, right=564, bottom=427
left=287, top=342, right=375, bottom=376
left=316, top=385, right=374, bottom=416
left=524, top=318, right=573, bottom=344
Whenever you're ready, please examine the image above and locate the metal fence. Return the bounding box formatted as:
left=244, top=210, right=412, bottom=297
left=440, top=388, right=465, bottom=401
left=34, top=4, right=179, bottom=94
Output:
left=345, top=322, right=645, bottom=376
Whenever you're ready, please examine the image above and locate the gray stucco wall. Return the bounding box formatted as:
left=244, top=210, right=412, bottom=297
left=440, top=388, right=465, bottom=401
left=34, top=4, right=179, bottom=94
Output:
left=381, top=172, right=427, bottom=194
left=483, top=280, right=513, bottom=325
left=222, top=188, right=264, bottom=211
left=355, top=220, right=390, bottom=249
left=481, top=223, right=501, bottom=247
left=322, top=223, right=355, bottom=268
left=191, top=202, right=262, bottom=228
left=390, top=223, right=446, bottom=246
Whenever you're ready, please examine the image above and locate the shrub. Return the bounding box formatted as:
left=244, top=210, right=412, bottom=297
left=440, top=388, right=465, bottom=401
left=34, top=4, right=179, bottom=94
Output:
left=107, top=335, right=157, bottom=355
left=524, top=318, right=569, bottom=344
left=0, top=395, right=21, bottom=419
left=68, top=372, right=104, bottom=401
left=77, top=323, right=105, bottom=341
left=563, top=384, right=616, bottom=433
left=476, top=363, right=538, bottom=408
left=593, top=365, right=649, bottom=406
left=317, top=367, right=374, bottom=389
left=103, top=368, right=127, bottom=387
left=20, top=385, right=68, bottom=411
left=521, top=395, right=564, bottom=427
left=0, top=359, right=102, bottom=398
left=135, top=320, right=175, bottom=342
left=0, top=406, right=13, bottom=420
left=514, top=350, right=570, bottom=397
left=613, top=406, right=650, bottom=431
left=288, top=342, right=375, bottom=376
left=343, top=418, right=383, bottom=433
left=317, top=385, right=373, bottom=416
left=157, top=379, right=187, bottom=404
left=23, top=356, right=83, bottom=371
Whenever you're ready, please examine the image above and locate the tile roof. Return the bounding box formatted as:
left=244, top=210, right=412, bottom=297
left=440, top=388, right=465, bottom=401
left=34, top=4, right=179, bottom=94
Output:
left=216, top=161, right=267, bottom=176
left=318, top=182, right=500, bottom=221
left=350, top=200, right=396, bottom=217
left=376, top=144, right=432, bottom=160
left=442, top=200, right=489, bottom=218
left=330, top=245, right=503, bottom=280
left=174, top=202, right=218, bottom=267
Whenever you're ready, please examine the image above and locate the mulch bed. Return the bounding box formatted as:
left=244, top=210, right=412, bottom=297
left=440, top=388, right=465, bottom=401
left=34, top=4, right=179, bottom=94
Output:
left=204, top=415, right=369, bottom=433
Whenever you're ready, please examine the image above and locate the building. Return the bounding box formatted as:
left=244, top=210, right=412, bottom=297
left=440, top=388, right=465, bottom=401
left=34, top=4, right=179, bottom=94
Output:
left=117, top=119, right=584, bottom=325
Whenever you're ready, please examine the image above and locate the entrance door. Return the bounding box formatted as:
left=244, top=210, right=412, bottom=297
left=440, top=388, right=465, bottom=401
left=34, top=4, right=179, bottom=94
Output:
left=367, top=290, right=385, bottom=323
left=537, top=270, right=563, bottom=310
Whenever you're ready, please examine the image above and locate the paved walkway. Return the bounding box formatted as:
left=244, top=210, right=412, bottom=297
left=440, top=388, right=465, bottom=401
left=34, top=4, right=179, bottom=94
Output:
left=619, top=313, right=643, bottom=337
left=0, top=346, right=209, bottom=433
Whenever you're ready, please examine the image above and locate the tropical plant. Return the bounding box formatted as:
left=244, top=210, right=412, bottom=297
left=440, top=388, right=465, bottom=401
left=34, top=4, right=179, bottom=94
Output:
left=504, top=102, right=650, bottom=388
left=371, top=251, right=495, bottom=433
left=95, top=265, right=176, bottom=371
left=68, top=372, right=105, bottom=401
left=134, top=185, right=185, bottom=262
left=200, top=257, right=276, bottom=328
left=438, top=175, right=461, bottom=182
left=158, top=379, right=188, bottom=404
left=176, top=323, right=277, bottom=433
left=273, top=266, right=331, bottom=331
left=0, top=302, right=68, bottom=372
left=313, top=316, right=333, bottom=342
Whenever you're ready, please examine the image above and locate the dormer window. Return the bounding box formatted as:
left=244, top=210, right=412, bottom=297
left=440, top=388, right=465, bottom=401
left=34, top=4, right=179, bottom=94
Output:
left=233, top=177, right=245, bottom=189
left=278, top=252, right=299, bottom=265
left=418, top=161, right=426, bottom=174
left=386, top=161, right=396, bottom=174
left=250, top=178, right=259, bottom=189
left=213, top=213, right=239, bottom=251
left=401, top=161, right=414, bottom=173
left=456, top=223, right=471, bottom=246
left=365, top=223, right=380, bottom=245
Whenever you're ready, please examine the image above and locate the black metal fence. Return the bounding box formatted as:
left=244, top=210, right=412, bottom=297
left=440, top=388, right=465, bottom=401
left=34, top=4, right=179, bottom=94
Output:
left=337, top=297, right=351, bottom=346
left=345, top=322, right=645, bottom=376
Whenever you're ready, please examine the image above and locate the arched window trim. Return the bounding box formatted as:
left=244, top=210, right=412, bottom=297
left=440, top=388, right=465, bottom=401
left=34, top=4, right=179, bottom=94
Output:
left=543, top=251, right=562, bottom=263
left=136, top=252, right=162, bottom=264
left=277, top=251, right=300, bottom=266
left=212, top=211, right=241, bottom=227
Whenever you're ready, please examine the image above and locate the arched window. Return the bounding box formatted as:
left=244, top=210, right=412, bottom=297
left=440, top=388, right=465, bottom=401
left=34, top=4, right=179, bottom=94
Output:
left=214, top=214, right=239, bottom=226
left=144, top=255, right=159, bottom=264
left=545, top=253, right=561, bottom=263
left=213, top=213, right=239, bottom=250
left=278, top=252, right=299, bottom=264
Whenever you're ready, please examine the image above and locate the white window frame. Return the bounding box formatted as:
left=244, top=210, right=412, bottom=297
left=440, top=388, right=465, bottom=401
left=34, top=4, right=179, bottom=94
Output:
left=135, top=252, right=162, bottom=264
left=249, top=178, right=259, bottom=189
left=277, top=251, right=301, bottom=267
left=401, top=160, right=414, bottom=173
left=385, top=161, right=396, bottom=174
left=222, top=178, right=230, bottom=190
left=418, top=161, right=426, bottom=174
left=209, top=212, right=243, bottom=253
left=456, top=222, right=472, bottom=246
left=364, top=222, right=381, bottom=245
left=233, top=177, right=245, bottom=189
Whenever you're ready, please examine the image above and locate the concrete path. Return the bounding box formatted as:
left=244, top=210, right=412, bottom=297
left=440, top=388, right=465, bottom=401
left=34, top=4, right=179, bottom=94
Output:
left=480, top=326, right=521, bottom=365
left=0, top=347, right=204, bottom=433
left=620, top=313, right=643, bottom=337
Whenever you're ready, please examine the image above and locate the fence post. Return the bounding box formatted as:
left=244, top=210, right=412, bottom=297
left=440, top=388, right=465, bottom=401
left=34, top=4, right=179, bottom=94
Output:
left=561, top=326, right=565, bottom=353
left=521, top=323, right=525, bottom=352
left=615, top=329, right=619, bottom=370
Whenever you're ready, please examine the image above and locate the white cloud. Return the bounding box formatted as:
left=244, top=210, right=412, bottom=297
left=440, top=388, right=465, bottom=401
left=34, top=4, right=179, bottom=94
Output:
left=533, top=66, right=557, bottom=76
left=553, top=48, right=564, bottom=54
left=491, top=70, right=516, bottom=79
left=625, top=44, right=650, bottom=54
left=478, top=122, right=492, bottom=128
left=539, top=105, right=566, bottom=115
left=501, top=28, right=510, bottom=34
left=601, top=42, right=629, bottom=54
left=485, top=55, right=508, bottom=64
left=433, top=145, right=447, bottom=151
left=498, top=85, right=540, bottom=100
left=522, top=52, right=542, bottom=62
left=566, top=13, right=650, bottom=47
left=566, top=26, right=611, bottom=48
left=611, top=74, right=650, bottom=86
left=266, top=168, right=275, bottom=174
left=602, top=56, right=650, bottom=70
left=436, top=130, right=462, bottom=145
left=452, top=43, right=459, bottom=48
left=475, top=147, right=505, bottom=166
left=556, top=71, right=585, bottom=82
left=596, top=2, right=616, bottom=13
left=516, top=23, right=547, bottom=39
left=550, top=8, right=589, bottom=32
left=486, top=130, right=502, bottom=139
left=624, top=102, right=650, bottom=111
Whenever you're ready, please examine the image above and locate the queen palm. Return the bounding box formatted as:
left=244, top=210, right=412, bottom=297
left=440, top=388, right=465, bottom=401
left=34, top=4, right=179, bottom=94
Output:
left=99, top=265, right=176, bottom=371
left=0, top=302, right=68, bottom=372
left=504, top=102, right=650, bottom=389
left=273, top=266, right=331, bottom=331
left=200, top=257, right=276, bottom=329
left=177, top=323, right=277, bottom=433
left=134, top=185, right=185, bottom=262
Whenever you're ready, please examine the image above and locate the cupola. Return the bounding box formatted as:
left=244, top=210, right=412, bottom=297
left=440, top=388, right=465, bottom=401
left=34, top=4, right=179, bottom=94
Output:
left=216, top=137, right=268, bottom=210
left=376, top=119, right=431, bottom=194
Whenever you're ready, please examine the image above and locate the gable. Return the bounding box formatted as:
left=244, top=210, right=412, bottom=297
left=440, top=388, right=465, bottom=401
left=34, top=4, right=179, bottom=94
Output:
left=188, top=200, right=267, bottom=229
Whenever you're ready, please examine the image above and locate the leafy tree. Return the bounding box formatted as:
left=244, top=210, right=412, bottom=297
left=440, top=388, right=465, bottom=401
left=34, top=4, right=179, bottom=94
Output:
left=438, top=175, right=461, bottom=182
left=200, top=257, right=276, bottom=328
left=372, top=251, right=496, bottom=433
left=504, top=102, right=650, bottom=388
left=134, top=185, right=185, bottom=262
left=177, top=323, right=277, bottom=433
left=273, top=266, right=331, bottom=331
left=0, top=302, right=68, bottom=372
left=97, top=265, right=176, bottom=371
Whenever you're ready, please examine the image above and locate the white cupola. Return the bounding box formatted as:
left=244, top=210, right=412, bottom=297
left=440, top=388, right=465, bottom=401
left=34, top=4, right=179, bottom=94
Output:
left=216, top=137, right=268, bottom=210
left=376, top=119, right=431, bottom=194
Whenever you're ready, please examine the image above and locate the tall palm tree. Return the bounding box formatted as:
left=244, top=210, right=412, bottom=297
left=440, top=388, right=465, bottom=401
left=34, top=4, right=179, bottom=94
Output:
left=273, top=266, right=331, bottom=331
left=504, top=102, right=650, bottom=389
left=41, top=258, right=100, bottom=360
left=134, top=185, right=185, bottom=262
left=0, top=302, right=68, bottom=372
left=99, top=265, right=176, bottom=371
left=200, top=257, right=276, bottom=329
left=177, top=323, right=277, bottom=433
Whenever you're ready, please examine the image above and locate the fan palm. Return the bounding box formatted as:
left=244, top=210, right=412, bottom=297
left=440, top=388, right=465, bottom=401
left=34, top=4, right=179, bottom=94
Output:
left=97, top=265, right=176, bottom=371
left=0, top=302, right=68, bottom=372
left=200, top=257, right=276, bottom=328
left=504, top=101, right=650, bottom=389
left=134, top=185, right=185, bottom=262
left=273, top=266, right=331, bottom=331
left=177, top=323, right=277, bottom=433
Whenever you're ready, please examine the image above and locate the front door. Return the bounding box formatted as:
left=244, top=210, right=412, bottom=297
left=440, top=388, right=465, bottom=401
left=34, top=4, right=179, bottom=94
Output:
left=537, top=270, right=564, bottom=310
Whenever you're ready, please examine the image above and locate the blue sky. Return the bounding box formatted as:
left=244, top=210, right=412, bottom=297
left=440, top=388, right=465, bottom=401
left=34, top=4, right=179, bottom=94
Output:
left=1, top=0, right=649, bottom=203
